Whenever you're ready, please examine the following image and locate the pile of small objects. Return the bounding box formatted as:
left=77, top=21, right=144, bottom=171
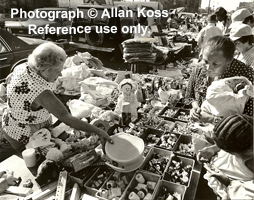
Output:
left=166, top=156, right=192, bottom=186
left=176, top=142, right=195, bottom=157
left=157, top=187, right=182, bottom=200
left=135, top=114, right=162, bottom=128
left=177, top=111, right=190, bottom=121
left=163, top=108, right=177, bottom=118
left=125, top=126, right=145, bottom=137
left=173, top=124, right=194, bottom=135
left=88, top=169, right=112, bottom=189
left=97, top=171, right=130, bottom=200
left=159, top=133, right=178, bottom=150
left=145, top=134, right=160, bottom=146
left=143, top=153, right=170, bottom=175
left=156, top=122, right=175, bottom=132
left=128, top=173, right=157, bottom=200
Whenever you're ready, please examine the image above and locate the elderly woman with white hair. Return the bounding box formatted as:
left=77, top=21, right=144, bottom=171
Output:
left=2, top=42, right=113, bottom=154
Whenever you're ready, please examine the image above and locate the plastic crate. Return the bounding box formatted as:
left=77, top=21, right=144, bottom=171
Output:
left=95, top=171, right=135, bottom=200
left=173, top=135, right=195, bottom=158
left=174, top=109, right=190, bottom=122
left=140, top=128, right=164, bottom=147
left=84, top=166, right=113, bottom=196
left=163, top=154, right=194, bottom=187
left=121, top=170, right=161, bottom=200
left=158, top=106, right=179, bottom=119
left=153, top=180, right=186, bottom=200
left=149, top=106, right=164, bottom=116
left=140, top=147, right=172, bottom=176
left=156, top=132, right=180, bottom=151
left=156, top=120, right=175, bottom=132
left=68, top=166, right=99, bottom=188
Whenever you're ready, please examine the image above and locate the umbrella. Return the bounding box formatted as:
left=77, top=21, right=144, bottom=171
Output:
left=170, top=7, right=185, bottom=15
left=176, top=7, right=185, bottom=13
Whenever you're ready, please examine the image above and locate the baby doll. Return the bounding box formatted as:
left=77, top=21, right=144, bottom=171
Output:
left=114, top=79, right=139, bottom=122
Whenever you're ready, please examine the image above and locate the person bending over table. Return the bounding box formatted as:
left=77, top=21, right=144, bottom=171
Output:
left=197, top=114, right=253, bottom=199
left=185, top=35, right=254, bottom=123
left=2, top=42, right=113, bottom=155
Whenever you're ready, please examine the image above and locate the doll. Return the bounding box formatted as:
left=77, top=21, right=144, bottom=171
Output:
left=114, top=79, right=139, bottom=122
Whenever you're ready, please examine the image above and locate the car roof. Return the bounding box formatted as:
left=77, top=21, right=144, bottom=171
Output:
left=0, top=29, right=32, bottom=50
left=36, top=7, right=69, bottom=11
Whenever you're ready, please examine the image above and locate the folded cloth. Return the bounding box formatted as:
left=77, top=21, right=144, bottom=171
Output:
left=122, top=43, right=153, bottom=49
left=124, top=57, right=156, bottom=64
left=123, top=52, right=156, bottom=58
left=122, top=38, right=157, bottom=45
left=123, top=47, right=153, bottom=53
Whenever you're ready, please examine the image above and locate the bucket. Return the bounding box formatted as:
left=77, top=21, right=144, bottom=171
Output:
left=105, top=133, right=145, bottom=172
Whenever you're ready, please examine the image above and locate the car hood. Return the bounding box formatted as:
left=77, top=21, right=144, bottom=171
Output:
left=5, top=19, right=56, bottom=27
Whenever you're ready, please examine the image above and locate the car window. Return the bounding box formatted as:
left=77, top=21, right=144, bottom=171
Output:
left=0, top=41, right=8, bottom=53
left=77, top=8, right=91, bottom=23
left=94, top=9, right=109, bottom=24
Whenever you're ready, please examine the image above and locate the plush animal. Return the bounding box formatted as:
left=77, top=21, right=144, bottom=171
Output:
left=0, top=170, right=20, bottom=194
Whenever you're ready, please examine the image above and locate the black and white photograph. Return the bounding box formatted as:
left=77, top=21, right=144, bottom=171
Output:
left=0, top=0, right=253, bottom=199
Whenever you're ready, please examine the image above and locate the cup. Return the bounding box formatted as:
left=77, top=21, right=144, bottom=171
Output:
left=22, top=148, right=37, bottom=168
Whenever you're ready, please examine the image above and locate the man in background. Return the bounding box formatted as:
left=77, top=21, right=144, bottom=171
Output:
left=196, top=14, right=222, bottom=51
left=214, top=7, right=232, bottom=35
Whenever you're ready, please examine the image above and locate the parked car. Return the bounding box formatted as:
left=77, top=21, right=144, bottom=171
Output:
left=4, top=7, right=71, bottom=41
left=71, top=4, right=134, bottom=50
left=0, top=29, right=45, bottom=82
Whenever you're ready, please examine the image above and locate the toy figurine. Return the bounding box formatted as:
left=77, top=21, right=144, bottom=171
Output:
left=115, top=79, right=139, bottom=123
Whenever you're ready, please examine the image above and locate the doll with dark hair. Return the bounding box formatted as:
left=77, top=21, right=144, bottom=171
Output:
left=197, top=114, right=254, bottom=199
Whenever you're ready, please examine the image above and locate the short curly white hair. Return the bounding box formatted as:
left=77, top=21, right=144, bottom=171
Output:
left=28, top=42, right=67, bottom=72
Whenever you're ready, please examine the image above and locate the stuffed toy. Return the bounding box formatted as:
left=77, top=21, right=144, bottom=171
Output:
left=114, top=79, right=139, bottom=122
left=35, top=159, right=60, bottom=186
left=0, top=170, right=21, bottom=194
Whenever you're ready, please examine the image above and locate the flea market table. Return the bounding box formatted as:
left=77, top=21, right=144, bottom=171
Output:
left=0, top=155, right=58, bottom=200
left=0, top=152, right=202, bottom=200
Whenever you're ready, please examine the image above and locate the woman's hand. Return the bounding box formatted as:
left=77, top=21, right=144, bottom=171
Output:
left=190, top=106, right=201, bottom=122
left=97, top=130, right=114, bottom=153
left=204, top=163, right=231, bottom=186
left=199, top=111, right=214, bottom=123
left=197, top=145, right=217, bottom=164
